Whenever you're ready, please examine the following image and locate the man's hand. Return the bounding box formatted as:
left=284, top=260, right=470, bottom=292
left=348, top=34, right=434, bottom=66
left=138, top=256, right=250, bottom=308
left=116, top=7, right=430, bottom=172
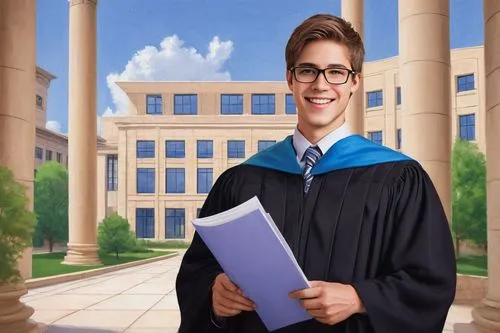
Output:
left=289, top=281, right=365, bottom=326
left=212, top=273, right=256, bottom=317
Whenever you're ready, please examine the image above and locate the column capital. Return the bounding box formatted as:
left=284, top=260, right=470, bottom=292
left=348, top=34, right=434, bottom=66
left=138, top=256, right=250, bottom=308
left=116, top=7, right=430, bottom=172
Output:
left=70, top=0, right=98, bottom=7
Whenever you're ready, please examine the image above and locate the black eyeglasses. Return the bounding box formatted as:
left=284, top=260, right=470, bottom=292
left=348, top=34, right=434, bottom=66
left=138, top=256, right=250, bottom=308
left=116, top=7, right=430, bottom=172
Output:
left=290, top=66, right=356, bottom=85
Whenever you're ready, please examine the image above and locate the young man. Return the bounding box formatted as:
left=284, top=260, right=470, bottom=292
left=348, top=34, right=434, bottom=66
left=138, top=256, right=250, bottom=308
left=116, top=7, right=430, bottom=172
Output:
left=176, top=14, right=456, bottom=333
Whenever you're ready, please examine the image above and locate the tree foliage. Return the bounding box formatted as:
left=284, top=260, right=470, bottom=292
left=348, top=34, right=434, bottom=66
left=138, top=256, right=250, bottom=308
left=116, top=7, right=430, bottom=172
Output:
left=34, top=162, right=69, bottom=252
left=0, top=167, right=36, bottom=283
left=97, top=213, right=136, bottom=259
left=452, top=139, right=487, bottom=256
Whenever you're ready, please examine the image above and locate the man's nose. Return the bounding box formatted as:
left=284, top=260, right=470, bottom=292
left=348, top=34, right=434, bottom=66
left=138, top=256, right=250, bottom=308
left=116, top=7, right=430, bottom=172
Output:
left=312, top=72, right=329, bottom=90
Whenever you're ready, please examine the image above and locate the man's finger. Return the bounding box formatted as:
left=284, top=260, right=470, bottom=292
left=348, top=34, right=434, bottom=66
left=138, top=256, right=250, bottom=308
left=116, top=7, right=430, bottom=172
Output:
left=218, top=291, right=255, bottom=310
left=289, top=286, right=321, bottom=299
left=220, top=276, right=239, bottom=293
left=214, top=303, right=241, bottom=317
left=300, top=298, right=322, bottom=310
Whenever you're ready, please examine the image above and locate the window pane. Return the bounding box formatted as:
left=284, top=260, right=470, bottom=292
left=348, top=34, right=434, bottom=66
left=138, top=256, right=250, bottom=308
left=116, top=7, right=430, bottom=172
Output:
left=459, top=114, right=476, bottom=141
left=285, top=94, right=297, bottom=114
left=174, top=94, right=197, bottom=114
left=137, top=168, right=155, bottom=193
left=228, top=140, right=245, bottom=158
left=137, top=140, right=155, bottom=158
left=197, top=168, right=213, bottom=193
left=368, top=131, right=383, bottom=145
left=221, top=94, right=243, bottom=114
left=146, top=95, right=162, bottom=115
left=258, top=140, right=276, bottom=152
left=367, top=90, right=383, bottom=108
left=166, top=140, right=185, bottom=158
left=197, top=140, right=213, bottom=158
left=166, top=168, right=185, bottom=193
left=136, top=208, right=154, bottom=238
left=252, top=94, right=275, bottom=114
left=165, top=208, right=185, bottom=239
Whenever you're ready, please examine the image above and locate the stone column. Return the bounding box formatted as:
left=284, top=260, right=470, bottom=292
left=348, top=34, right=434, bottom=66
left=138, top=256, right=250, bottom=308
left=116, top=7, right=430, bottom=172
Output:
left=398, top=0, right=452, bottom=221
left=341, top=0, right=364, bottom=135
left=63, top=0, right=101, bottom=265
left=0, top=1, right=45, bottom=332
left=470, top=1, right=500, bottom=331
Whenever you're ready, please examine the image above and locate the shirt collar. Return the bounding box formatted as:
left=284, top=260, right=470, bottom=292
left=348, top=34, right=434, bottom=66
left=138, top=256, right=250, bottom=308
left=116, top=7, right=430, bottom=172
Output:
left=293, top=123, right=351, bottom=161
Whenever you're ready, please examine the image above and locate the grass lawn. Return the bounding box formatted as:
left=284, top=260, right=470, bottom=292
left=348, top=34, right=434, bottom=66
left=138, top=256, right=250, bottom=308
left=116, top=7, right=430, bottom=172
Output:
left=32, top=251, right=173, bottom=279
left=456, top=255, right=487, bottom=277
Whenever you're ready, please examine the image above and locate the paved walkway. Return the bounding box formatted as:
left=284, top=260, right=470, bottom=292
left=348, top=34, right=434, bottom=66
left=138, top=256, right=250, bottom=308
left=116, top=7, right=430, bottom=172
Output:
left=22, top=253, right=474, bottom=332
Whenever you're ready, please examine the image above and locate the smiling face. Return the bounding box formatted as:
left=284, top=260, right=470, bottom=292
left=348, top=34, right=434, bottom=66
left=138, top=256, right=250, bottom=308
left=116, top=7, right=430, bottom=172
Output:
left=287, top=39, right=360, bottom=143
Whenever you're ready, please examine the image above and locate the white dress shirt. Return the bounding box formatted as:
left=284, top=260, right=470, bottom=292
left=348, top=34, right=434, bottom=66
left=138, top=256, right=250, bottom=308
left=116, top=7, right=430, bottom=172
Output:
left=293, top=123, right=352, bottom=170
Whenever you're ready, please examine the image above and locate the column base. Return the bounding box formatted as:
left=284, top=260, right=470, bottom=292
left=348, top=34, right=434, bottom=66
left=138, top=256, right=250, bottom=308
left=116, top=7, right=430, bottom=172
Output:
left=0, top=283, right=47, bottom=333
left=63, top=243, right=101, bottom=265
left=470, top=302, right=500, bottom=332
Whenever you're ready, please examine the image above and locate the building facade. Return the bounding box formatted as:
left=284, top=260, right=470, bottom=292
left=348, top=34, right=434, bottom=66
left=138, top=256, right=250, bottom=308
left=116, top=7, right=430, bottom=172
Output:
left=97, top=46, right=485, bottom=242
left=35, top=66, right=69, bottom=170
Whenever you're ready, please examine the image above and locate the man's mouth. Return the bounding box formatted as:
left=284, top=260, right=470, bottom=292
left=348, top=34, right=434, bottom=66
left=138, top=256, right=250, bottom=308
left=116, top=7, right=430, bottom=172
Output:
left=305, top=97, right=335, bottom=105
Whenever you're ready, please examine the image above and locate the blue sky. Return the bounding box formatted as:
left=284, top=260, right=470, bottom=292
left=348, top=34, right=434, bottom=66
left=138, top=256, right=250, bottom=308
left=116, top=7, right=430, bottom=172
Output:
left=36, top=0, right=484, bottom=134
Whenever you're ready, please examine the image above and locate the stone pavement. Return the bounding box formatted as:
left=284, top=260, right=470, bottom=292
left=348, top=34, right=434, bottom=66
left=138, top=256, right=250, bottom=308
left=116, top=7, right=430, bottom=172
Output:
left=22, top=252, right=474, bottom=332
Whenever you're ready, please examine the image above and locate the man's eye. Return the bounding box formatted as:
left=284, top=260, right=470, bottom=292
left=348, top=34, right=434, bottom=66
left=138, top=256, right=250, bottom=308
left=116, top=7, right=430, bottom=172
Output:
left=299, top=68, right=316, bottom=75
left=327, top=69, right=344, bottom=75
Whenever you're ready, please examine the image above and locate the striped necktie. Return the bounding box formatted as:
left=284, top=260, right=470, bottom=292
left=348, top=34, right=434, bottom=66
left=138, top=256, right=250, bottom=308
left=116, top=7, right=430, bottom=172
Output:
left=303, top=146, right=322, bottom=194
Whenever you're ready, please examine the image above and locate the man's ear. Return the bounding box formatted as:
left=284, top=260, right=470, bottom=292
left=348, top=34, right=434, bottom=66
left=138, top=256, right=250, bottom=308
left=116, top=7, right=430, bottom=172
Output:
left=350, top=72, right=361, bottom=94
left=286, top=70, right=293, bottom=91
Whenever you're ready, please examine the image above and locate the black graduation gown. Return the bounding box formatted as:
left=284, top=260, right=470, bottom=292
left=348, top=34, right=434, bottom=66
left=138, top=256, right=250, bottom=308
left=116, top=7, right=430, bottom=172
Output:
left=176, top=134, right=457, bottom=333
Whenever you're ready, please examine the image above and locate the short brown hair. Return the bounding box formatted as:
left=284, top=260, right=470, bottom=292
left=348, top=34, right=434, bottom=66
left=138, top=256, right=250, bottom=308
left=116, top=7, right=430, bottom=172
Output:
left=285, top=14, right=365, bottom=73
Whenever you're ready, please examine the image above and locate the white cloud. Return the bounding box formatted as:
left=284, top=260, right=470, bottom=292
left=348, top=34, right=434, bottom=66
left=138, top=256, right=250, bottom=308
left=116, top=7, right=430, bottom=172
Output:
left=46, top=120, right=62, bottom=133
left=103, top=35, right=234, bottom=116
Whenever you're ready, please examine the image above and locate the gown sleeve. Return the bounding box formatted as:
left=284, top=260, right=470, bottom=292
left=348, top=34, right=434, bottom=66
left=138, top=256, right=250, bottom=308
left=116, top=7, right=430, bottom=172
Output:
left=176, top=170, right=236, bottom=333
left=351, top=162, right=457, bottom=333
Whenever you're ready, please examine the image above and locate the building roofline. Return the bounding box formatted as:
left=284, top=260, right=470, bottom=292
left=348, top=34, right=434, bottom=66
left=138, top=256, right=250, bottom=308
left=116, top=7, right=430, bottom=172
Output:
left=36, top=66, right=57, bottom=81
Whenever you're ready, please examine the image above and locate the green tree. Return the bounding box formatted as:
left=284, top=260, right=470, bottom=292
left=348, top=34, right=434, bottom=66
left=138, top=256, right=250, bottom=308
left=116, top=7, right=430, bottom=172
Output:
left=452, top=139, right=487, bottom=256
left=34, top=162, right=69, bottom=252
left=98, top=213, right=136, bottom=259
left=0, top=167, right=36, bottom=284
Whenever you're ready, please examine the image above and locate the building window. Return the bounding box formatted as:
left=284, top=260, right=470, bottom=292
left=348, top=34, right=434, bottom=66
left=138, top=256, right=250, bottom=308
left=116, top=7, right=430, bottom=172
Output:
left=107, top=154, right=118, bottom=191
left=258, top=140, right=276, bottom=152
left=46, top=150, right=52, bottom=161
left=36, top=95, right=43, bottom=109
left=368, top=131, right=383, bottom=145
left=197, top=168, right=213, bottom=193
left=228, top=140, right=245, bottom=158
left=136, top=208, right=154, bottom=238
left=35, top=147, right=43, bottom=160
left=221, top=94, right=243, bottom=115
left=165, top=140, right=185, bottom=158
left=396, top=87, right=401, bottom=106
left=174, top=94, right=197, bottom=115
left=252, top=94, right=275, bottom=114
left=197, top=140, right=213, bottom=158
left=457, top=74, right=475, bottom=92
left=285, top=94, right=297, bottom=114
left=137, top=168, right=155, bottom=193
left=56, top=152, right=62, bottom=163
left=166, top=168, right=185, bottom=193
left=396, top=129, right=402, bottom=150
left=137, top=140, right=155, bottom=158
left=459, top=114, right=475, bottom=141
left=367, top=90, right=383, bottom=108
left=146, top=95, right=162, bottom=115
left=165, top=208, right=185, bottom=239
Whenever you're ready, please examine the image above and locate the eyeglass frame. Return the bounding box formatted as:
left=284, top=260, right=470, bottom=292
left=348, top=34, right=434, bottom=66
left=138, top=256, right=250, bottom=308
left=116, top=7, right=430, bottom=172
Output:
left=289, top=66, right=357, bottom=85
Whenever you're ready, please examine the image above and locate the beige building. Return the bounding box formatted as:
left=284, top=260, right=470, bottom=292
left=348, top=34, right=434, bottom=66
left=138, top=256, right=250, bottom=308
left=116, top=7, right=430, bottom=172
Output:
left=364, top=46, right=485, bottom=154
left=2, top=1, right=500, bottom=331
left=35, top=66, right=69, bottom=170
left=97, top=46, right=486, bottom=243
